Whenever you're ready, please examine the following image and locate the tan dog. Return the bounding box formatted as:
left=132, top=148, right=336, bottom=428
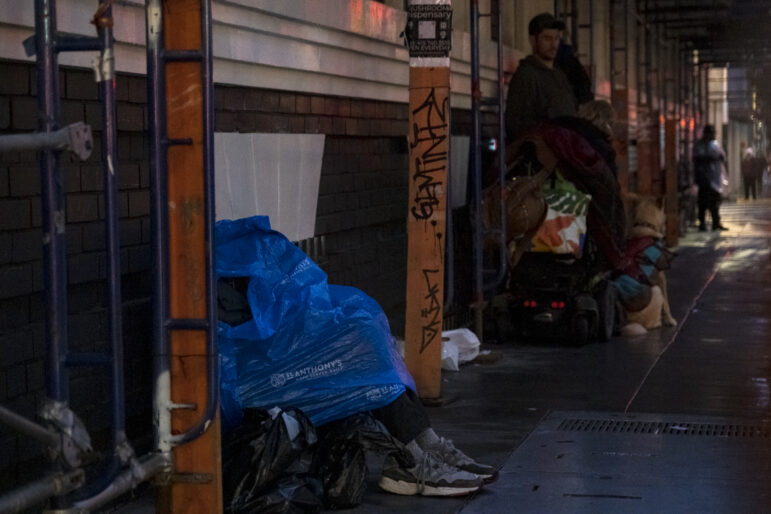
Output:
left=622, top=285, right=665, bottom=336
left=621, top=195, right=677, bottom=335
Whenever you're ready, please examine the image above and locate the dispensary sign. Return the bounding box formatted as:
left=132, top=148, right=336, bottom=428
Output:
left=406, top=4, right=452, bottom=58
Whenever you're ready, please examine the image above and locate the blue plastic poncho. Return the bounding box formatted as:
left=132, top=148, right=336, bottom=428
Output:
left=216, top=216, right=415, bottom=429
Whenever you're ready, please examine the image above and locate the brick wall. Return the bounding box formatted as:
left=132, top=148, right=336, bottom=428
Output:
left=0, top=61, right=154, bottom=491
left=316, top=136, right=409, bottom=330
left=213, top=84, right=413, bottom=334
left=0, top=60, right=486, bottom=492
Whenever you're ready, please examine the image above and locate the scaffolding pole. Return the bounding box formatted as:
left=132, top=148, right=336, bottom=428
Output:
left=146, top=0, right=223, bottom=510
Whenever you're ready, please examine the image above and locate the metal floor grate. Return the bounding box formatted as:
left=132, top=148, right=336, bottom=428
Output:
left=557, top=418, right=771, bottom=438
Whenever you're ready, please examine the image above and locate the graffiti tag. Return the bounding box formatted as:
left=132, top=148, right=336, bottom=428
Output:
left=410, top=87, right=447, bottom=221
left=419, top=268, right=441, bottom=353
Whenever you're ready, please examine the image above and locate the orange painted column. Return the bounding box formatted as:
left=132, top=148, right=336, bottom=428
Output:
left=160, top=1, right=222, bottom=512
left=664, top=118, right=679, bottom=246
left=650, top=111, right=663, bottom=197
left=636, top=105, right=654, bottom=195
left=402, top=2, right=452, bottom=400
left=611, top=88, right=630, bottom=195
left=404, top=67, right=449, bottom=400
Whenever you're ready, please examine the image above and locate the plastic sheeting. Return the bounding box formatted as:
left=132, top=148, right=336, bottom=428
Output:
left=217, top=216, right=416, bottom=429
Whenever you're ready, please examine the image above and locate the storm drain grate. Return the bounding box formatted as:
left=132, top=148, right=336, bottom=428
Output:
left=557, top=418, right=771, bottom=438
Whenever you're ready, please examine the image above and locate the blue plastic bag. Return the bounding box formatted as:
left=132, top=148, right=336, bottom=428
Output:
left=216, top=216, right=415, bottom=429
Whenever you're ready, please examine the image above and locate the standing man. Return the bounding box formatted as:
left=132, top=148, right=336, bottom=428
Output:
left=693, top=125, right=728, bottom=231
left=556, top=41, right=594, bottom=106
left=505, top=13, right=577, bottom=143
left=754, top=149, right=766, bottom=197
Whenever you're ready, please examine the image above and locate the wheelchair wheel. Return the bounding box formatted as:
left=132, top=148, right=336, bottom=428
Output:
left=572, top=314, right=590, bottom=346
left=596, top=280, right=616, bottom=342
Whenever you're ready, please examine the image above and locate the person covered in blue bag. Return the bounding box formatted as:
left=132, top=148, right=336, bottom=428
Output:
left=216, top=216, right=497, bottom=497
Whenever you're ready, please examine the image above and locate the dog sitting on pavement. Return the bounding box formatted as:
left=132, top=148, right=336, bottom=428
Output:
left=617, top=195, right=677, bottom=336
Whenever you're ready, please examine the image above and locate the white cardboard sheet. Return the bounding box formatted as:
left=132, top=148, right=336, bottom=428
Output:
left=214, top=133, right=325, bottom=241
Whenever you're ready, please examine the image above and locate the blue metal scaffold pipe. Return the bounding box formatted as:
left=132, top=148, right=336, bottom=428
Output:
left=35, top=0, right=69, bottom=413
left=71, top=0, right=132, bottom=499
left=470, top=0, right=485, bottom=340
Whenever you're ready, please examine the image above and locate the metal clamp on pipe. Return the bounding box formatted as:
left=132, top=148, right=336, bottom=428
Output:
left=0, top=470, right=85, bottom=514
left=0, top=402, right=93, bottom=470
left=92, top=47, right=115, bottom=83
left=0, top=122, right=93, bottom=161
left=41, top=400, right=93, bottom=468
left=72, top=453, right=169, bottom=512
left=0, top=404, right=61, bottom=452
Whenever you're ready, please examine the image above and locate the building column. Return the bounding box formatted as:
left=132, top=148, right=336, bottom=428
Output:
left=403, top=0, right=452, bottom=399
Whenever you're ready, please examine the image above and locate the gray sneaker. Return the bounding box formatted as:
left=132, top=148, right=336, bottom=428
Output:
left=423, top=437, right=498, bottom=483
left=378, top=441, right=483, bottom=496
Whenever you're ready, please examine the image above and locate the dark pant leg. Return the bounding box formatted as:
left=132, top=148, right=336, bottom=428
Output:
left=697, top=188, right=709, bottom=226
left=371, top=389, right=431, bottom=444
left=746, top=177, right=757, bottom=200
left=709, top=189, right=722, bottom=228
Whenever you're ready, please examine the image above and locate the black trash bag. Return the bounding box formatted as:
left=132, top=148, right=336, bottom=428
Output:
left=314, top=413, right=414, bottom=509
left=223, top=407, right=323, bottom=514
left=314, top=437, right=366, bottom=509
left=242, top=476, right=324, bottom=514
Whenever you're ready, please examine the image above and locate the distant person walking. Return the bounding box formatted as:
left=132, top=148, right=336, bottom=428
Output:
left=741, top=146, right=757, bottom=200
left=754, top=151, right=767, bottom=197
left=692, top=125, right=728, bottom=231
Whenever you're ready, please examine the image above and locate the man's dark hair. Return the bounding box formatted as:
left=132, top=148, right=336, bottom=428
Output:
left=528, top=13, right=566, bottom=36
left=702, top=124, right=715, bottom=140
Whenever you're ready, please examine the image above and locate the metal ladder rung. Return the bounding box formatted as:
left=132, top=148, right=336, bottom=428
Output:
left=55, top=34, right=102, bottom=53
left=23, top=34, right=101, bottom=56
left=161, top=49, right=204, bottom=62
left=165, top=318, right=210, bottom=330
left=65, top=352, right=113, bottom=367
left=162, top=138, right=194, bottom=147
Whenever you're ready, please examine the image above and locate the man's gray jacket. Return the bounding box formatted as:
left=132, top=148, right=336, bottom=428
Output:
left=505, top=55, right=576, bottom=142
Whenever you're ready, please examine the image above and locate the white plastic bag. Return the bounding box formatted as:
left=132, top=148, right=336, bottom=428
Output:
left=440, top=329, right=481, bottom=371
left=441, top=339, right=460, bottom=371
left=531, top=187, right=591, bottom=258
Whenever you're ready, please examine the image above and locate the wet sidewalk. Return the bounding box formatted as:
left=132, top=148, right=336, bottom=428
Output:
left=112, top=197, right=770, bottom=513
left=347, top=197, right=771, bottom=513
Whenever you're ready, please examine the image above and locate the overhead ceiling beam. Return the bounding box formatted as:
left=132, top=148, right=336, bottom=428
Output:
left=638, top=0, right=731, bottom=8
left=696, top=56, right=771, bottom=65
left=650, top=18, right=724, bottom=26
left=635, top=0, right=771, bottom=68
left=640, top=6, right=729, bottom=16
